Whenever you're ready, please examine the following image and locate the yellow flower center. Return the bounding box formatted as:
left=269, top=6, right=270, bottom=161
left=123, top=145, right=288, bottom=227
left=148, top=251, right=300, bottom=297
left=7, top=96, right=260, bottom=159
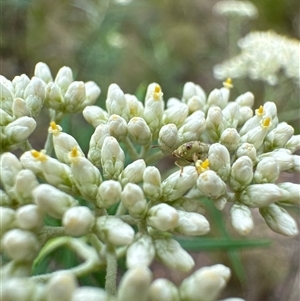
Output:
left=195, top=159, right=210, bottom=174
left=223, top=78, right=233, bottom=89
left=31, top=150, right=47, bottom=162
left=48, top=121, right=62, bottom=135
left=152, top=84, right=163, bottom=101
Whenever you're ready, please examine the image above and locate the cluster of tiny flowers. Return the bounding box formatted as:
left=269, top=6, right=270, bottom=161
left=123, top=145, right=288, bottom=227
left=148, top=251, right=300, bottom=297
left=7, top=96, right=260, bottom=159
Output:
left=212, top=0, right=258, bottom=19
left=214, top=31, right=300, bottom=86
left=1, top=62, right=299, bottom=301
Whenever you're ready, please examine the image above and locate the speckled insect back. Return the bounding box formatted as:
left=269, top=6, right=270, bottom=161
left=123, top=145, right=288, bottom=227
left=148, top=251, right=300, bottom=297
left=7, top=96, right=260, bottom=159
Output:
left=172, top=141, right=210, bottom=163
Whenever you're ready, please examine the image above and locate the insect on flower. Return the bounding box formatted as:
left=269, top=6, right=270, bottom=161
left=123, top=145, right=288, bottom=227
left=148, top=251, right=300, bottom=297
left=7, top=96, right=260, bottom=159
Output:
left=157, top=141, right=211, bottom=175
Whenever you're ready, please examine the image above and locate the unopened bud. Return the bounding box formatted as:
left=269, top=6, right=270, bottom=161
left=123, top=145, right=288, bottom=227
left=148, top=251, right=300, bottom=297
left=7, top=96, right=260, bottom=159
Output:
left=96, top=180, right=122, bottom=208
left=230, top=204, right=253, bottom=235
left=253, top=157, right=279, bottom=183
left=121, top=183, right=148, bottom=218
left=34, top=62, right=53, bottom=83
left=119, top=159, right=146, bottom=186
left=175, top=210, right=210, bottom=236
left=128, top=117, right=152, bottom=145
left=118, top=266, right=152, bottom=301
left=83, top=105, right=109, bottom=128
left=33, top=184, right=78, bottom=218
left=147, top=203, right=178, bottom=231
left=229, top=156, right=253, bottom=191
left=154, top=237, right=194, bottom=272
left=126, top=234, right=155, bottom=268
left=143, top=166, right=162, bottom=200
left=2, top=229, right=40, bottom=261
left=149, top=278, right=179, bottom=301
left=16, top=204, right=44, bottom=231
left=63, top=206, right=95, bottom=236
left=95, top=216, right=134, bottom=246
left=108, top=114, right=128, bottom=141
left=259, top=203, right=298, bottom=237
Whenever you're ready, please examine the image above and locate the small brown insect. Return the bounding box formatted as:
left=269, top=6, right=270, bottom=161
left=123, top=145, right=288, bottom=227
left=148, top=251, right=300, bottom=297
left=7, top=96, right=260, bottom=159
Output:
left=158, top=141, right=210, bottom=175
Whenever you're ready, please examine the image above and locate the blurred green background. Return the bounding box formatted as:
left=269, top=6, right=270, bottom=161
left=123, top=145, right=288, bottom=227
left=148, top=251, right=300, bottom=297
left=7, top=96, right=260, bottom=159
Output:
left=1, top=1, right=299, bottom=300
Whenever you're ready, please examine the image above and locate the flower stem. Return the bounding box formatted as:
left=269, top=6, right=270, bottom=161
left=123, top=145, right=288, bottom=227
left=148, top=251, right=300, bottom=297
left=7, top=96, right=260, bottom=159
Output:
left=105, top=243, right=117, bottom=296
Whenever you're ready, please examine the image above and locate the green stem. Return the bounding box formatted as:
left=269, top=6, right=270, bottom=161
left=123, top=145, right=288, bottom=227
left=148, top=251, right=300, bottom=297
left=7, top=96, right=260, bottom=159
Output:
left=144, top=150, right=165, bottom=165
left=38, top=226, right=66, bottom=246
left=105, top=244, right=117, bottom=296
left=139, top=142, right=151, bottom=160
left=123, top=137, right=139, bottom=161
left=20, top=140, right=33, bottom=151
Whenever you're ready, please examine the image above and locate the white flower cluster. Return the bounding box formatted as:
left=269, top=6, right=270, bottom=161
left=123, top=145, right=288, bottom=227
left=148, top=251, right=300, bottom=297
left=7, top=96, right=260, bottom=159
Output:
left=214, top=31, right=300, bottom=85
left=1, top=62, right=299, bottom=301
left=213, top=0, right=258, bottom=19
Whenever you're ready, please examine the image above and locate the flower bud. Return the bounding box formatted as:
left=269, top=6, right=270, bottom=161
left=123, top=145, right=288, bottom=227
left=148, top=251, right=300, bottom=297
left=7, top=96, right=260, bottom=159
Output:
left=119, top=159, right=146, bottom=186
left=82, top=105, right=109, bottom=128
left=144, top=84, right=164, bottom=139
left=179, top=264, right=231, bottom=301
left=197, top=170, right=227, bottom=199
left=128, top=117, right=152, bottom=145
left=143, top=166, right=162, bottom=200
left=237, top=106, right=253, bottom=127
left=229, top=156, right=253, bottom=191
left=126, top=234, right=155, bottom=268
left=1, top=278, right=40, bottom=301
left=187, top=95, right=205, bottom=113
left=178, top=111, right=206, bottom=142
left=220, top=128, right=240, bottom=151
left=174, top=196, right=206, bottom=214
left=208, top=143, right=231, bottom=180
left=0, top=108, right=13, bottom=125
left=13, top=74, right=31, bottom=98
left=33, top=184, right=78, bottom=218
left=34, top=62, right=53, bottom=83
left=264, top=122, right=294, bottom=151
left=0, top=152, right=23, bottom=193
left=277, top=182, right=300, bottom=205
left=259, top=203, right=298, bottom=237
left=16, top=204, right=44, bottom=231
left=149, top=278, right=179, bottom=301
left=154, top=237, right=194, bottom=272
left=158, top=124, right=180, bottom=152
left=0, top=82, right=14, bottom=113
left=50, top=122, right=85, bottom=164
left=84, top=81, right=101, bottom=106
left=147, top=203, right=179, bottom=231
left=24, top=76, right=45, bottom=116
left=108, top=114, right=128, bottom=141
left=46, top=272, right=77, bottom=301
left=253, top=157, right=279, bottom=183
left=70, top=153, right=102, bottom=200
left=163, top=98, right=189, bottom=126
left=239, top=105, right=264, bottom=136
left=96, top=180, right=122, bottom=208
left=121, top=183, right=148, bottom=218
left=207, top=88, right=226, bottom=109
left=206, top=106, right=226, bottom=142
left=63, top=206, right=95, bottom=236
left=125, top=93, right=144, bottom=118
left=4, top=116, right=36, bottom=144
left=236, top=142, right=258, bottom=163
left=234, top=91, right=254, bottom=107
left=106, top=83, right=130, bottom=120
left=2, top=229, right=40, bottom=261
left=55, top=66, right=73, bottom=94
left=101, top=136, right=125, bottom=179
left=72, top=287, right=109, bottom=301
left=95, top=216, right=134, bottom=246
left=45, top=82, right=64, bottom=110
left=12, top=97, right=31, bottom=118
left=240, top=117, right=272, bottom=149
left=88, top=124, right=109, bottom=167
left=118, top=266, right=152, bottom=301
left=14, top=169, right=39, bottom=204
left=285, top=134, right=300, bottom=153
left=161, top=166, right=198, bottom=202
left=182, top=82, right=206, bottom=105
left=63, top=81, right=86, bottom=113
left=0, top=207, right=17, bottom=235
left=175, top=210, right=210, bottom=236
left=239, top=183, right=286, bottom=207
left=258, top=148, right=294, bottom=171
left=222, top=102, right=240, bottom=128
left=230, top=204, right=253, bottom=235
left=30, top=150, right=74, bottom=191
